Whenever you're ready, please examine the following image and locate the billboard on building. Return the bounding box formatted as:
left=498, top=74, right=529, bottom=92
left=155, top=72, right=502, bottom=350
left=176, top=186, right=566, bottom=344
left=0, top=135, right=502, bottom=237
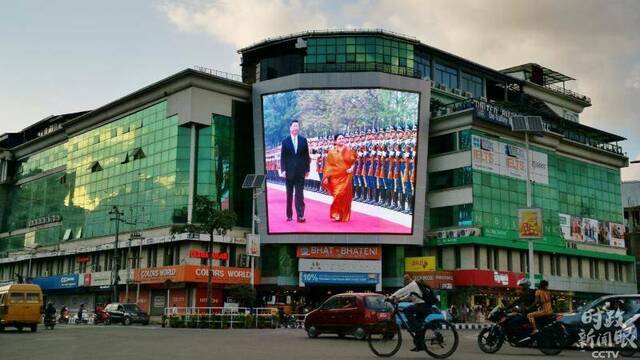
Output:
left=582, top=218, right=598, bottom=243
left=262, top=88, right=419, bottom=235
left=405, top=256, right=436, bottom=272
left=559, top=214, right=624, bottom=248
left=471, top=135, right=548, bottom=184
left=518, top=208, right=543, bottom=239
left=610, top=223, right=626, bottom=248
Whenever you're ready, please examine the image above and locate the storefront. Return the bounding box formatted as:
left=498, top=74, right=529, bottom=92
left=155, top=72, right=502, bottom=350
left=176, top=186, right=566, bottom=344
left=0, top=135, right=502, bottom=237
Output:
left=32, top=274, right=93, bottom=313
left=451, top=269, right=526, bottom=308
left=296, top=245, right=382, bottom=307
left=132, top=265, right=259, bottom=314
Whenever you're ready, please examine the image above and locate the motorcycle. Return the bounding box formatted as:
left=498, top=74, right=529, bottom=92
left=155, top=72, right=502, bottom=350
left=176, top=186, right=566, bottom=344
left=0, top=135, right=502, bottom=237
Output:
left=94, top=308, right=111, bottom=325
left=58, top=309, right=70, bottom=324
left=44, top=314, right=56, bottom=330
left=477, top=305, right=568, bottom=356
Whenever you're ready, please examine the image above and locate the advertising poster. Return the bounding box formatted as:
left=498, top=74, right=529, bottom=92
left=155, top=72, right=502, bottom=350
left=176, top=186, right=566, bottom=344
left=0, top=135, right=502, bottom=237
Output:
left=570, top=216, right=584, bottom=242
left=559, top=213, right=572, bottom=240
left=262, top=88, right=419, bottom=235
left=472, top=135, right=549, bottom=185
left=597, top=221, right=610, bottom=246
left=582, top=218, right=599, bottom=243
left=405, top=256, right=436, bottom=272
left=518, top=208, right=543, bottom=238
left=609, top=223, right=626, bottom=248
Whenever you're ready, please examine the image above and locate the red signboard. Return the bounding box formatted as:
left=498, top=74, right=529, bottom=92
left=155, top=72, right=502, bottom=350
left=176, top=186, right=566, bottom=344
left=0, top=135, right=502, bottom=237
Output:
left=83, top=273, right=92, bottom=287
left=77, top=256, right=91, bottom=263
left=190, top=250, right=229, bottom=260
left=453, top=269, right=525, bottom=288
left=296, top=245, right=381, bottom=260
left=195, top=287, right=224, bottom=308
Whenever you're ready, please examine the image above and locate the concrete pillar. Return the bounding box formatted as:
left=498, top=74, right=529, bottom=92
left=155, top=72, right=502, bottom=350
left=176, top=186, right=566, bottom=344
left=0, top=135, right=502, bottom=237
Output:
left=442, top=247, right=455, bottom=270
left=460, top=246, right=474, bottom=269
left=478, top=246, right=488, bottom=270
left=497, top=249, right=508, bottom=271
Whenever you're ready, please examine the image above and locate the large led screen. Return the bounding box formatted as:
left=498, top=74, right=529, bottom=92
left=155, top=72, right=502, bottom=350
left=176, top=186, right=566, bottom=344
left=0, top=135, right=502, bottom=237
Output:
left=262, top=88, right=420, bottom=234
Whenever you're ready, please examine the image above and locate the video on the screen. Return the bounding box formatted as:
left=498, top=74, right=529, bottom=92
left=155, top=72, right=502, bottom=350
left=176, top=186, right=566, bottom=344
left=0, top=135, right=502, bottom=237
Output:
left=262, top=88, right=420, bottom=234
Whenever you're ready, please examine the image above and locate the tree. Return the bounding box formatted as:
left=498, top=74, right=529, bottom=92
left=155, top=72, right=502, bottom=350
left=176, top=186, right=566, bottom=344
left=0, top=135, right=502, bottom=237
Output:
left=227, top=285, right=257, bottom=307
left=170, top=195, right=237, bottom=309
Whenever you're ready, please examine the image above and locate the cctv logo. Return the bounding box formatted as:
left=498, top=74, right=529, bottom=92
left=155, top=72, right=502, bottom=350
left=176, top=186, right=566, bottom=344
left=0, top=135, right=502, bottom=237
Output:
left=592, top=351, right=619, bottom=359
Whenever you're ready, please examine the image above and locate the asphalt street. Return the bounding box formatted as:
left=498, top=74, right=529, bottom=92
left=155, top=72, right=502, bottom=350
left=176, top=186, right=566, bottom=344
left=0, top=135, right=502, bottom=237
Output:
left=0, top=325, right=633, bottom=360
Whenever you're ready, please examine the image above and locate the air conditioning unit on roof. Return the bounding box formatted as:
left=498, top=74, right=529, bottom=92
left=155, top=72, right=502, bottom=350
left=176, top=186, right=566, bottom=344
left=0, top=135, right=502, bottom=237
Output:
left=463, top=91, right=473, bottom=98
left=451, top=88, right=462, bottom=96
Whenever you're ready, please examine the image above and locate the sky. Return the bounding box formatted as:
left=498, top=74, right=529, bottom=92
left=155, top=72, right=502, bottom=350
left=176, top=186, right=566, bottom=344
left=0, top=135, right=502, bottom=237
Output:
left=2, top=0, right=639, bottom=179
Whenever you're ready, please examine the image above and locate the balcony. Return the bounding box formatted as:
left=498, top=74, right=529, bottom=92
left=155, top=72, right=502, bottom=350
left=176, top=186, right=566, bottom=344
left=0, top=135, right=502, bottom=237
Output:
left=544, top=83, right=591, bottom=105
left=433, top=98, right=624, bottom=156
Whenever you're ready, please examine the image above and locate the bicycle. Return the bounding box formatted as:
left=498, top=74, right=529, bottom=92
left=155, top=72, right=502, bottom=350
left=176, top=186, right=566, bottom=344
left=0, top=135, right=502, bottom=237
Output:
left=368, top=300, right=459, bottom=359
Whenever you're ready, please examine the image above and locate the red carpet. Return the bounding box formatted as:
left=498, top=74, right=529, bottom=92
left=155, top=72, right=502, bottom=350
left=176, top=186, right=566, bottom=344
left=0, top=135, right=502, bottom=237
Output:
left=266, top=185, right=412, bottom=234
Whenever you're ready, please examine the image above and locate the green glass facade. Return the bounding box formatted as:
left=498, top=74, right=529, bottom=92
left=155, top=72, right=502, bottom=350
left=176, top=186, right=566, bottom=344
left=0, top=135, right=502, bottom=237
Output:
left=2, top=102, right=193, bottom=248
left=428, top=129, right=624, bottom=251
left=304, top=36, right=422, bottom=77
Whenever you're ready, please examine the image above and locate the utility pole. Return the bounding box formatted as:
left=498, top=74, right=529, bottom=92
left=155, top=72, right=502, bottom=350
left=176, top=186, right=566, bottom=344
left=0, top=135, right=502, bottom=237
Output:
left=109, top=206, right=124, bottom=303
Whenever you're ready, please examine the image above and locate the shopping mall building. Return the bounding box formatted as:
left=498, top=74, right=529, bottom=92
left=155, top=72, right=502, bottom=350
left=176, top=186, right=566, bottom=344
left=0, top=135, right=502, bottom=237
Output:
left=0, top=29, right=634, bottom=314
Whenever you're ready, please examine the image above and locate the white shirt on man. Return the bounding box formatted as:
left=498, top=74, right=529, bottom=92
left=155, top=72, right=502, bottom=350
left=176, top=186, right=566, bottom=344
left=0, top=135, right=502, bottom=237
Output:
left=389, top=281, right=425, bottom=304
left=291, top=135, right=298, bottom=153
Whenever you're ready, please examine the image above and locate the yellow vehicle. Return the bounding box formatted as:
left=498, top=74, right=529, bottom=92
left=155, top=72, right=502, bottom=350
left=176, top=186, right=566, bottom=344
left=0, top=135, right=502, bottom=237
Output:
left=0, top=284, right=43, bottom=332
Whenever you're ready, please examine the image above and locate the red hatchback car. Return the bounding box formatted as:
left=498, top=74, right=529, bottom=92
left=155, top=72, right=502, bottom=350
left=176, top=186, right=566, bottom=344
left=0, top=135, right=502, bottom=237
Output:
left=304, top=293, right=392, bottom=340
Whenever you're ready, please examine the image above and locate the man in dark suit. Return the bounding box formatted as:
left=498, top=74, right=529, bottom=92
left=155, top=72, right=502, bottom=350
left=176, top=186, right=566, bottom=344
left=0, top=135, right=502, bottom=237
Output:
left=280, top=120, right=310, bottom=222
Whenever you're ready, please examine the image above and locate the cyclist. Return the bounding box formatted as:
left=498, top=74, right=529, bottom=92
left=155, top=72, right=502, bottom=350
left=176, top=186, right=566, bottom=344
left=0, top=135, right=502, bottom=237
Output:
left=389, top=274, right=439, bottom=352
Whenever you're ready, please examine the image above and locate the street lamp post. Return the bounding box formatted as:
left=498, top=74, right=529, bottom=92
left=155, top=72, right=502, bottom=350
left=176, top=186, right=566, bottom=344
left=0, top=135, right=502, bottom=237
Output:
left=109, top=206, right=124, bottom=303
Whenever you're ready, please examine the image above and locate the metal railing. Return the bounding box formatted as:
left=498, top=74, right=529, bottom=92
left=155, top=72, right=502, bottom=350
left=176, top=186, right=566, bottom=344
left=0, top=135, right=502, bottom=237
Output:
left=238, top=28, right=418, bottom=52
left=164, top=307, right=278, bottom=329
left=544, top=83, right=592, bottom=104
left=192, top=66, right=243, bottom=83
left=434, top=98, right=624, bottom=156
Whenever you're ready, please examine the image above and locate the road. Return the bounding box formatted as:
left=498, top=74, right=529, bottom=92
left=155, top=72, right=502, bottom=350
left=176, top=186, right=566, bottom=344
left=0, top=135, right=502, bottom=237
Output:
left=0, top=325, right=632, bottom=359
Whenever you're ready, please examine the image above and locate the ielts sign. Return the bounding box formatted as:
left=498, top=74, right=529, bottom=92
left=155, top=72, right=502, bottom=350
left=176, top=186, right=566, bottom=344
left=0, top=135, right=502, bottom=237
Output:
left=190, top=250, right=229, bottom=260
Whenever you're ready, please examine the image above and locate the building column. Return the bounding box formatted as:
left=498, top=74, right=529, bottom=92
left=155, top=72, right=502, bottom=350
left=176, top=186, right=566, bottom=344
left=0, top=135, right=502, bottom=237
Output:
left=187, top=124, right=197, bottom=224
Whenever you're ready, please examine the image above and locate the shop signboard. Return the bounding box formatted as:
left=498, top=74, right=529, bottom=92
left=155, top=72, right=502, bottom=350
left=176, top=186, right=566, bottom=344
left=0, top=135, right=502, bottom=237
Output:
left=472, top=135, right=548, bottom=185
left=133, top=265, right=260, bottom=285
left=298, top=259, right=381, bottom=273
left=518, top=208, right=543, bottom=239
left=582, top=218, right=598, bottom=243
left=299, top=272, right=379, bottom=285
left=296, top=245, right=381, bottom=260
left=87, top=271, right=112, bottom=287
left=404, top=256, right=436, bottom=272
left=32, top=274, right=80, bottom=290
left=189, top=250, right=229, bottom=260
left=453, top=269, right=524, bottom=288
left=405, top=271, right=454, bottom=289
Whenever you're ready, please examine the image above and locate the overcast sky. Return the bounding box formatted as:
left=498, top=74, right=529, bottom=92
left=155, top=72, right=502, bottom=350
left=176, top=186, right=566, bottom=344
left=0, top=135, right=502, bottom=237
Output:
left=2, top=0, right=639, bottom=179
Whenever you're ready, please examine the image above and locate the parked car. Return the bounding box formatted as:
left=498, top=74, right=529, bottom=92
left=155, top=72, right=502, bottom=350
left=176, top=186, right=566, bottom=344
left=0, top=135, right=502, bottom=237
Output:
left=304, top=293, right=392, bottom=340
left=104, top=303, right=149, bottom=326
left=559, top=294, right=640, bottom=352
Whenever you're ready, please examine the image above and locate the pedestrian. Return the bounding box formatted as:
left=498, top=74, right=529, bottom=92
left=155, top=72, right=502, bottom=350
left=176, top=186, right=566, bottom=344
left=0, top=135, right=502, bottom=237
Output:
left=170, top=303, right=178, bottom=317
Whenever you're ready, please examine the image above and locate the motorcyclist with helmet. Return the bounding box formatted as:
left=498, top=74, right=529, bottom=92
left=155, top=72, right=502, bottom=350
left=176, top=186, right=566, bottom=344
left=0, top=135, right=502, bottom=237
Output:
left=509, top=278, right=536, bottom=314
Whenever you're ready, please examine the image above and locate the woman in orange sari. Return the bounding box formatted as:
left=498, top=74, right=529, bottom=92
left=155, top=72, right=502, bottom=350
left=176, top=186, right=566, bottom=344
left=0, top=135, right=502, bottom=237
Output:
left=322, top=134, right=357, bottom=222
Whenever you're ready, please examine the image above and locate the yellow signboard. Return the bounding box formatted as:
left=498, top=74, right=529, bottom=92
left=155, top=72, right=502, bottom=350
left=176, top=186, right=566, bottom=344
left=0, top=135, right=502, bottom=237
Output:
left=518, top=208, right=543, bottom=239
left=405, top=256, right=436, bottom=272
